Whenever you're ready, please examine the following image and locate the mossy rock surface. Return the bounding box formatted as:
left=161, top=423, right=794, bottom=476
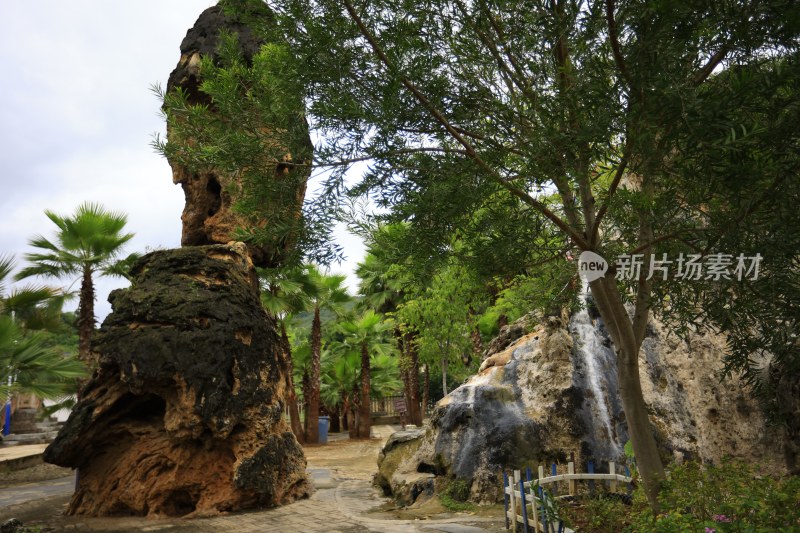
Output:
left=44, top=244, right=310, bottom=517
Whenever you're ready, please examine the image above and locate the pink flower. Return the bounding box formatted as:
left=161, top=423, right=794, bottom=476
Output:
left=705, top=528, right=716, bottom=533
left=713, top=514, right=732, bottom=523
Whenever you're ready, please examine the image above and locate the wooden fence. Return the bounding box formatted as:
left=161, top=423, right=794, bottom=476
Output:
left=370, top=395, right=407, bottom=416
left=503, top=461, right=633, bottom=533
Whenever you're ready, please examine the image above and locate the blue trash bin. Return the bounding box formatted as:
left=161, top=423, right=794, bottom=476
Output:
left=318, top=416, right=330, bottom=444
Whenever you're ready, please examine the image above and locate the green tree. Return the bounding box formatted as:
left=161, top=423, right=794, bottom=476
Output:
left=355, top=223, right=426, bottom=425
left=338, top=309, right=396, bottom=438
left=397, top=259, right=483, bottom=397
left=0, top=316, right=86, bottom=401
left=321, top=340, right=402, bottom=435
left=0, top=255, right=86, bottom=407
left=259, top=265, right=318, bottom=442
left=16, top=202, right=138, bottom=362
left=266, top=0, right=798, bottom=509
left=305, top=266, right=351, bottom=442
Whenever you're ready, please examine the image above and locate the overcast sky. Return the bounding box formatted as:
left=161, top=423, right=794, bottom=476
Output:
left=0, top=1, right=364, bottom=322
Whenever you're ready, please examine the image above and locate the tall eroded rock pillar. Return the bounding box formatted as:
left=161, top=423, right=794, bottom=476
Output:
left=165, top=3, right=311, bottom=267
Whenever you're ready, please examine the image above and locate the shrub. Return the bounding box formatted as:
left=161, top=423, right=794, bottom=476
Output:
left=626, top=460, right=800, bottom=532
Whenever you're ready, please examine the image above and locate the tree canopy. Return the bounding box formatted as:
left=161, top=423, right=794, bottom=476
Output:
left=263, top=0, right=799, bottom=508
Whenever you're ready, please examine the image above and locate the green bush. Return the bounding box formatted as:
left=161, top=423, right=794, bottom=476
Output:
left=626, top=460, right=800, bottom=532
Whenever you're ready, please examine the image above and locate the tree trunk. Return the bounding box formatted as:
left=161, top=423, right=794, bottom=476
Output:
left=77, top=265, right=94, bottom=363
left=341, top=389, right=349, bottom=431
left=358, top=341, right=372, bottom=439
left=497, top=314, right=508, bottom=330
left=396, top=327, right=414, bottom=423
left=348, top=382, right=359, bottom=439
left=422, top=363, right=430, bottom=416
left=330, top=405, right=341, bottom=433
left=591, top=276, right=665, bottom=510
left=441, top=357, right=448, bottom=396
left=302, top=369, right=310, bottom=436
left=280, top=323, right=304, bottom=443
left=307, top=305, right=322, bottom=444
left=405, top=332, right=422, bottom=426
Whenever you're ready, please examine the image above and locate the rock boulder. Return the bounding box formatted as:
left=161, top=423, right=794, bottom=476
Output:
left=380, top=310, right=788, bottom=504
left=44, top=244, right=311, bottom=517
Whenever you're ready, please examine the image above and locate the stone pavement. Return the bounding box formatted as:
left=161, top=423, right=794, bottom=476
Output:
left=0, top=467, right=506, bottom=532
left=0, top=427, right=507, bottom=533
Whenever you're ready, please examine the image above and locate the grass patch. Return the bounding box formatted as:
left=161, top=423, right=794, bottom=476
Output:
left=439, top=479, right=477, bottom=512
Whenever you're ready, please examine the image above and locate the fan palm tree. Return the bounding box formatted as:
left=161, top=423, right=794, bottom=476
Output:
left=16, top=202, right=138, bottom=362
left=356, top=227, right=424, bottom=425
left=0, top=255, right=63, bottom=329
left=305, top=266, right=351, bottom=443
left=0, top=315, right=86, bottom=401
left=338, top=309, right=396, bottom=438
left=0, top=255, right=86, bottom=430
left=322, top=335, right=401, bottom=438
left=259, top=265, right=316, bottom=442
left=320, top=343, right=357, bottom=433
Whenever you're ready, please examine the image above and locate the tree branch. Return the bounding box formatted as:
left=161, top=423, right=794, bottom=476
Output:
left=605, top=0, right=632, bottom=89
left=693, top=45, right=730, bottom=86
left=591, top=141, right=630, bottom=246
left=341, top=0, right=589, bottom=250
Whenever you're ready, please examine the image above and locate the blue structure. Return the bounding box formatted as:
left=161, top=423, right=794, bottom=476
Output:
left=2, top=402, right=10, bottom=436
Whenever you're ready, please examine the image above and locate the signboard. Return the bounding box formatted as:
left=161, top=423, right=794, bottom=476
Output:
left=393, top=398, right=407, bottom=414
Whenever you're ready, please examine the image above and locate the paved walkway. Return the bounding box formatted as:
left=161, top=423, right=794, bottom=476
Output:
left=0, top=467, right=505, bottom=532
left=0, top=444, right=48, bottom=462
left=0, top=428, right=507, bottom=533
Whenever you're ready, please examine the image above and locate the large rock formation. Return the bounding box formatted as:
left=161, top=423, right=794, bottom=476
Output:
left=165, top=4, right=311, bottom=267
left=378, top=305, right=787, bottom=504
left=44, top=244, right=311, bottom=517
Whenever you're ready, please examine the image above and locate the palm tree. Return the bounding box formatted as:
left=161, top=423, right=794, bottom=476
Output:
left=356, top=230, right=424, bottom=426
left=0, top=315, right=86, bottom=401
left=0, top=255, right=86, bottom=430
left=258, top=265, right=316, bottom=443
left=339, top=309, right=396, bottom=438
left=0, top=255, right=63, bottom=329
left=320, top=343, right=358, bottom=433
left=16, top=202, right=138, bottom=362
left=305, top=266, right=351, bottom=443
left=322, top=335, right=401, bottom=438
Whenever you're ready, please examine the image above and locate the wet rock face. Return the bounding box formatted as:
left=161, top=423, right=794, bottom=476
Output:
left=166, top=5, right=311, bottom=267
left=44, top=244, right=311, bottom=517
left=381, top=313, right=787, bottom=505
left=381, top=324, right=586, bottom=505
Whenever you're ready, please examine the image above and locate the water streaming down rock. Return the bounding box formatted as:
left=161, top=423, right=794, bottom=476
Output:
left=376, top=306, right=787, bottom=505
left=569, top=285, right=625, bottom=460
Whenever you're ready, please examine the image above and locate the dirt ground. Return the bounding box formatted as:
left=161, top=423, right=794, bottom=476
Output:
left=303, top=435, right=385, bottom=481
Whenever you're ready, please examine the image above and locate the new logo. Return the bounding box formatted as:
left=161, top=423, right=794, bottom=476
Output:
left=578, top=251, right=608, bottom=282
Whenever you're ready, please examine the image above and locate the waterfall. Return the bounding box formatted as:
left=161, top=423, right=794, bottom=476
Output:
left=571, top=282, right=624, bottom=459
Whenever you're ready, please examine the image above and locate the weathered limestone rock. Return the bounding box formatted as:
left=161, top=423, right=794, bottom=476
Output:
left=166, top=5, right=311, bottom=267
left=380, top=311, right=787, bottom=505
left=379, top=322, right=587, bottom=505
left=639, top=318, right=786, bottom=470
left=375, top=427, right=432, bottom=506
left=44, top=244, right=311, bottom=517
